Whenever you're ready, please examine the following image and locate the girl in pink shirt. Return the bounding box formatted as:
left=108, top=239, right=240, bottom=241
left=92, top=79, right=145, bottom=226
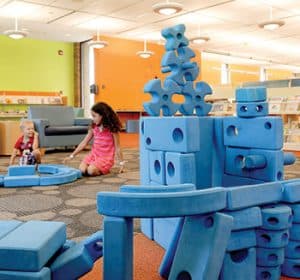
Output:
left=64, top=102, right=124, bottom=176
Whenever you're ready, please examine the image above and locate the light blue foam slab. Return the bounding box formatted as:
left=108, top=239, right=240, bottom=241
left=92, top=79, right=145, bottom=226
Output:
left=219, top=247, right=256, bottom=280
left=261, top=205, right=292, bottom=230
left=282, top=179, right=300, bottom=203
left=227, top=230, right=256, bottom=251
left=97, top=187, right=227, bottom=218
left=226, top=182, right=282, bottom=210
left=0, top=220, right=22, bottom=239
left=165, top=152, right=196, bottom=185
left=141, top=116, right=201, bottom=152
left=236, top=101, right=268, bottom=118
left=222, top=174, right=263, bottom=187
left=80, top=230, right=103, bottom=262
left=256, top=265, right=281, bottom=280
left=235, top=87, right=266, bottom=102
left=0, top=267, right=50, bottom=280
left=223, top=207, right=262, bottom=231
left=149, top=151, right=166, bottom=185
left=4, top=175, right=40, bottom=187
left=50, top=243, right=93, bottom=280
left=8, top=165, right=36, bottom=176
left=120, top=184, right=195, bottom=193
left=0, top=221, right=66, bottom=271
left=223, top=116, right=283, bottom=150
left=257, top=247, right=284, bottom=266
left=290, top=223, right=300, bottom=241
left=282, top=258, right=300, bottom=278
left=256, top=228, right=289, bottom=248
left=168, top=213, right=233, bottom=280
left=285, top=239, right=300, bottom=258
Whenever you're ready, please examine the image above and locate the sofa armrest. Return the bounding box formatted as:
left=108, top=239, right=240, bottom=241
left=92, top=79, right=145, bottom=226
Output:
left=31, top=119, right=50, bottom=147
left=74, top=118, right=92, bottom=126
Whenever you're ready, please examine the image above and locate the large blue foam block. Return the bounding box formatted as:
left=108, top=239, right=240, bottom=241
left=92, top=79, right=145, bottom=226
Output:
left=227, top=230, right=256, bottom=251
left=235, top=87, right=266, bottom=102
left=0, top=267, right=50, bottom=280
left=222, top=174, right=264, bottom=187
left=0, top=220, right=22, bottom=238
left=282, top=179, right=300, bottom=203
left=236, top=101, right=268, bottom=118
left=120, top=184, right=195, bottom=193
left=4, top=175, right=40, bottom=187
left=261, top=205, right=292, bottom=230
left=149, top=151, right=166, bottom=185
left=8, top=165, right=36, bottom=176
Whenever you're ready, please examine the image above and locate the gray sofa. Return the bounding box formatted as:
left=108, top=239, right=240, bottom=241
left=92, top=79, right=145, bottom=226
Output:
left=28, top=106, right=91, bottom=148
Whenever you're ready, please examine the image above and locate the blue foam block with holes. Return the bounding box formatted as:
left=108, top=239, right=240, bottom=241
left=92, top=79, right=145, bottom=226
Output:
left=235, top=87, right=267, bottom=102
left=236, top=101, right=268, bottom=118
left=161, top=24, right=189, bottom=51
left=285, top=203, right=300, bottom=222
left=257, top=265, right=281, bottom=280
left=256, top=228, right=289, bottom=248
left=282, top=258, right=300, bottom=278
left=257, top=247, right=284, bottom=266
left=0, top=220, right=22, bottom=238
left=149, top=151, right=166, bottom=185
left=219, top=247, right=256, bottom=280
left=223, top=207, right=262, bottom=231
left=290, top=223, right=300, bottom=241
left=8, top=165, right=36, bottom=176
left=0, top=221, right=66, bottom=271
left=226, top=182, right=282, bottom=210
left=81, top=230, right=103, bottom=262
left=261, top=205, right=292, bottom=230
left=223, top=116, right=283, bottom=149
left=168, top=213, right=233, bottom=280
left=227, top=230, right=256, bottom=251
left=222, top=174, right=264, bottom=187
left=0, top=267, right=50, bottom=279
left=4, top=175, right=40, bottom=187
left=282, top=179, right=300, bottom=203
left=50, top=243, right=93, bottom=280
left=285, top=240, right=300, bottom=258
left=141, top=116, right=200, bottom=152
left=165, top=152, right=196, bottom=185
left=225, top=147, right=250, bottom=177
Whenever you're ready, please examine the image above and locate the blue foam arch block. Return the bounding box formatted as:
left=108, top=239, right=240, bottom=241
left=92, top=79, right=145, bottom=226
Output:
left=39, top=170, right=78, bottom=186
left=236, top=101, right=268, bottom=118
left=0, top=267, right=50, bottom=280
left=282, top=258, right=300, bottom=278
left=226, top=182, right=282, bottom=210
left=149, top=151, right=166, bottom=185
left=219, top=247, right=256, bottom=280
left=256, top=228, right=289, bottom=248
left=80, top=230, right=103, bottom=262
left=223, top=207, right=262, bottom=231
left=8, top=165, right=36, bottom=176
left=50, top=243, right=93, bottom=280
left=282, top=179, right=300, bottom=203
left=37, top=165, right=59, bottom=174
left=161, top=24, right=189, bottom=51
left=256, top=247, right=284, bottom=266
left=97, top=187, right=227, bottom=218
left=0, top=220, right=22, bottom=238
left=235, top=87, right=266, bottom=102
left=120, top=184, right=195, bottom=193
left=223, top=116, right=283, bottom=150
left=142, top=116, right=201, bottom=152
left=261, top=205, right=292, bottom=230
left=285, top=239, right=300, bottom=258
left=256, top=265, right=281, bottom=280
left=227, top=230, right=256, bottom=251
left=165, top=152, right=196, bottom=185
left=168, top=213, right=233, bottom=280
left=289, top=223, right=300, bottom=241
left=4, top=175, right=40, bottom=187
left=0, top=221, right=66, bottom=271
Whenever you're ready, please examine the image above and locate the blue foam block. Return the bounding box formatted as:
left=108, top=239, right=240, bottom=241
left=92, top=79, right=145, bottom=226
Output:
left=4, top=175, right=40, bottom=187
left=81, top=230, right=103, bottom=262
left=161, top=24, right=189, bottom=51
left=120, top=184, right=195, bottom=193
left=284, top=152, right=296, bottom=165
left=219, top=247, right=256, bottom=280
left=223, top=207, right=262, bottom=231
left=139, top=119, right=150, bottom=185
left=256, top=265, right=281, bottom=280
left=8, top=165, right=36, bottom=176
left=0, top=267, right=50, bottom=279
left=0, top=220, right=22, bottom=238
left=223, top=116, right=283, bottom=149
left=236, top=101, right=268, bottom=118
left=141, top=219, right=153, bottom=240
left=226, top=182, right=282, bottom=210
left=168, top=213, right=233, bottom=280
left=37, top=165, right=59, bottom=174
left=0, top=176, right=3, bottom=187
left=257, top=247, right=284, bottom=266
left=225, top=147, right=250, bottom=177
left=290, top=223, right=300, bottom=241
left=256, top=228, right=289, bottom=248
left=227, top=230, right=256, bottom=251
left=235, top=87, right=266, bottom=102
left=282, top=179, right=300, bottom=203
left=282, top=258, right=300, bottom=278
left=222, top=174, right=264, bottom=187
left=261, top=205, right=292, bottom=230
left=149, top=151, right=166, bottom=185
left=0, top=221, right=66, bottom=271
left=141, top=116, right=201, bottom=152
left=165, top=152, right=196, bottom=185
left=50, top=243, right=93, bottom=280
left=285, top=202, right=300, bottom=222
left=39, top=170, right=77, bottom=185
left=285, top=240, right=300, bottom=258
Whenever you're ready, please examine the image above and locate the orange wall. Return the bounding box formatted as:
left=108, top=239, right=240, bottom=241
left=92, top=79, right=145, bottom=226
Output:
left=266, top=69, right=293, bottom=80
left=94, top=36, right=201, bottom=111
left=230, top=64, right=260, bottom=87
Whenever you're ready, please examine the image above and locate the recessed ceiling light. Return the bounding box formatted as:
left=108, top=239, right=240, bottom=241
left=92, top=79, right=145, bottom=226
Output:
left=4, top=17, right=28, bottom=40
left=190, top=36, right=210, bottom=44
left=152, top=1, right=183, bottom=16
left=258, top=20, right=285, bottom=30
left=136, top=40, right=154, bottom=58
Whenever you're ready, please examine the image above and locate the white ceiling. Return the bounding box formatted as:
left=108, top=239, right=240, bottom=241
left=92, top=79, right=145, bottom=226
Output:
left=1, top=0, right=300, bottom=71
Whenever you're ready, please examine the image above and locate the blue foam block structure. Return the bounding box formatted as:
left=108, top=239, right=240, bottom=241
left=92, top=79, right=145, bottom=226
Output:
left=236, top=101, right=268, bottom=118
left=149, top=151, right=166, bottom=185
left=226, top=182, right=282, bottom=210
left=81, top=230, right=103, bottom=262
left=50, top=243, right=93, bottom=280
left=261, top=205, right=292, bottom=230
left=141, top=116, right=201, bottom=152
left=290, top=223, right=300, bottom=241
left=256, top=247, right=284, bottom=266
left=219, top=247, right=256, bottom=280
left=8, top=165, right=36, bottom=176
left=282, top=258, right=300, bottom=278
left=285, top=240, right=300, bottom=258
left=235, top=87, right=266, bottom=102
left=139, top=119, right=150, bottom=185
left=256, top=265, right=281, bottom=280
left=161, top=24, right=189, bottom=51
left=227, top=230, right=256, bottom=251
left=0, top=220, right=22, bottom=238
left=0, top=267, right=50, bottom=279
left=168, top=213, right=233, bottom=280
left=4, top=175, right=40, bottom=187
left=165, top=152, right=196, bottom=185
left=223, top=207, right=262, bottom=231
left=256, top=228, right=289, bottom=248
left=282, top=179, right=300, bottom=203
left=225, top=147, right=250, bottom=177
left=223, top=116, right=283, bottom=150
left=120, top=184, right=195, bottom=193
left=39, top=170, right=78, bottom=186
left=286, top=202, right=300, bottom=222
left=0, top=221, right=66, bottom=271
left=222, top=174, right=264, bottom=187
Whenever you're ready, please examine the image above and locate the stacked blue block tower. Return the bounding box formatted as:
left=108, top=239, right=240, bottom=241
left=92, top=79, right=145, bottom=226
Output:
left=139, top=23, right=298, bottom=279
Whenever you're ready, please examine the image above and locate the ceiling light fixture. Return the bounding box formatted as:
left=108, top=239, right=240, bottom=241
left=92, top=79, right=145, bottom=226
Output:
left=190, top=36, right=210, bottom=45
left=89, top=27, right=108, bottom=49
left=136, top=39, right=154, bottom=59
left=258, top=6, right=285, bottom=30
left=4, top=17, right=27, bottom=40
left=152, top=0, right=183, bottom=16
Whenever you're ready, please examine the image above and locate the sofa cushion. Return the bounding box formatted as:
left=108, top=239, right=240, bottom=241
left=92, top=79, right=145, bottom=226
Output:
left=45, top=126, right=88, bottom=136
left=28, top=106, right=74, bottom=126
